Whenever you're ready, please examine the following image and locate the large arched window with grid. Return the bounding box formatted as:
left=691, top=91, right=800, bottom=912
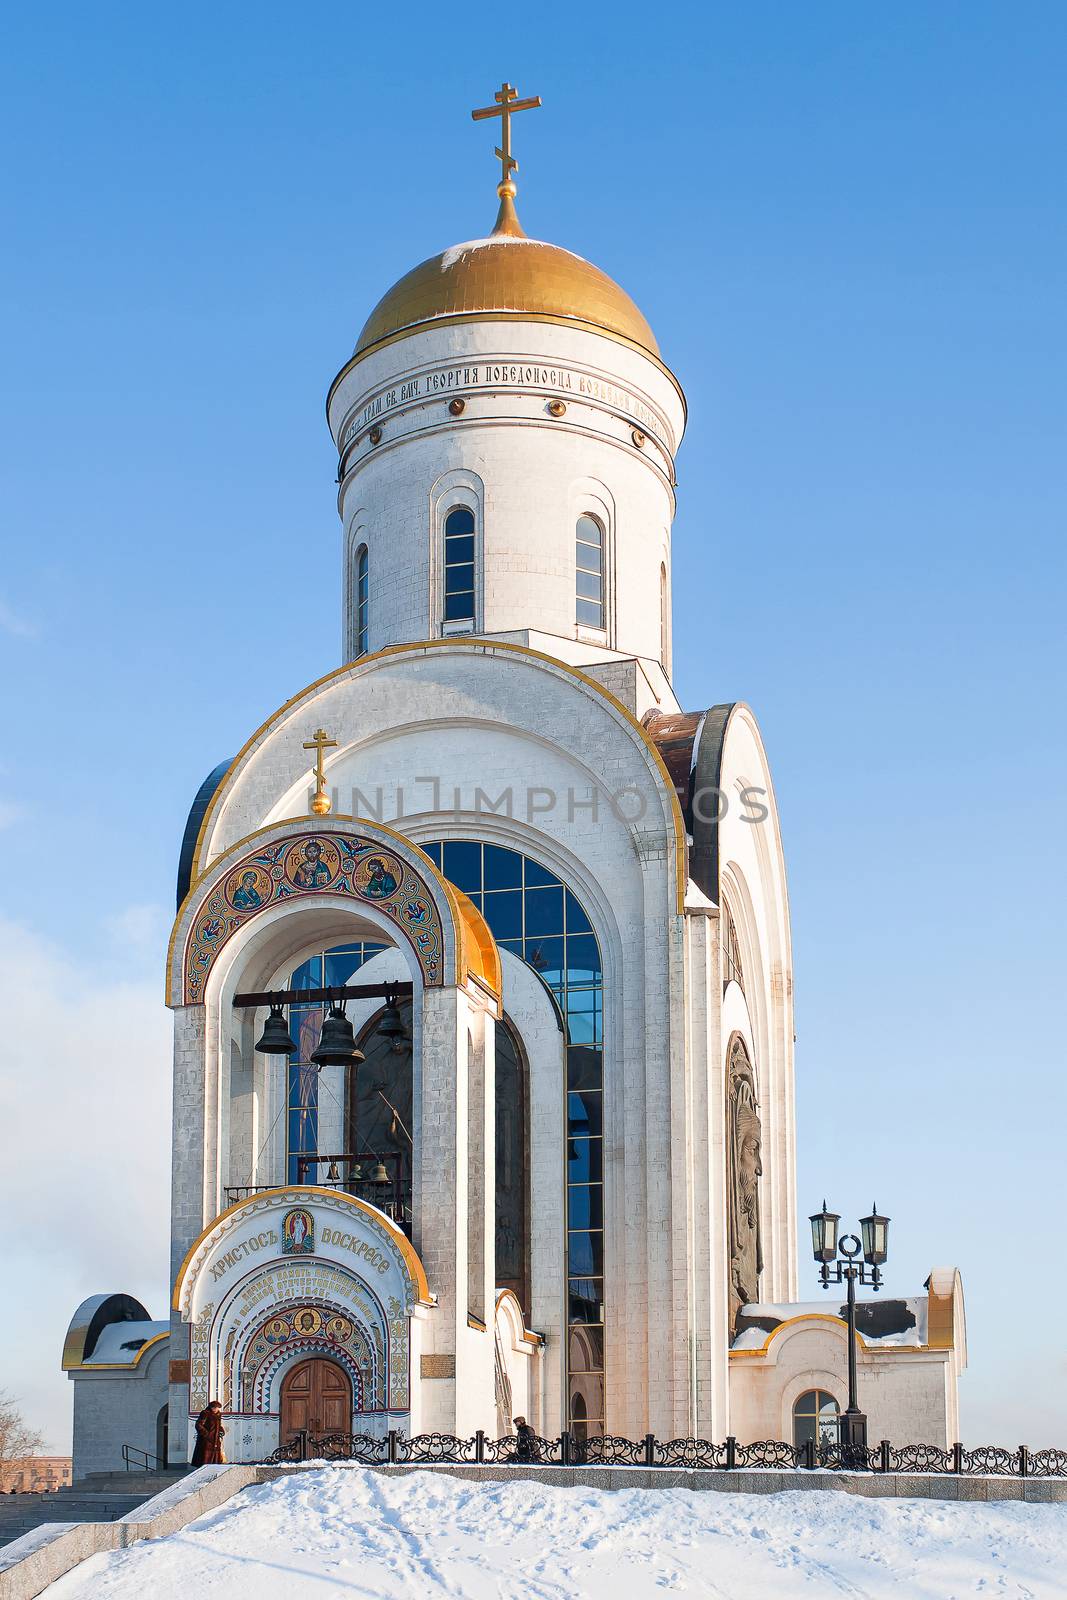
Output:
left=422, top=840, right=605, bottom=1440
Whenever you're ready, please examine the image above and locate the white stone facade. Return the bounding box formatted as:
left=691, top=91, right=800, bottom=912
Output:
left=329, top=319, right=683, bottom=677
left=65, top=181, right=965, bottom=1469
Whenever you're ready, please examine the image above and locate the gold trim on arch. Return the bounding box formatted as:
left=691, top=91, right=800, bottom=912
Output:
left=727, top=1312, right=933, bottom=1360
left=62, top=1330, right=169, bottom=1374
left=171, top=1185, right=432, bottom=1312
left=495, top=1287, right=544, bottom=1346
left=167, top=814, right=499, bottom=1008
left=184, top=638, right=688, bottom=918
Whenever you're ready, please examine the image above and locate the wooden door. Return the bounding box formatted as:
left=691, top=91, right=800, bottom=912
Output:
left=280, top=1358, right=352, bottom=1442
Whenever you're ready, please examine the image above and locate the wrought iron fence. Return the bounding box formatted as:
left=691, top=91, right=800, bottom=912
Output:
left=264, top=1429, right=1067, bottom=1477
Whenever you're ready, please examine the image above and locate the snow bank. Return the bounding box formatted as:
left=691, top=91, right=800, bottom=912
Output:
left=44, top=1466, right=1067, bottom=1599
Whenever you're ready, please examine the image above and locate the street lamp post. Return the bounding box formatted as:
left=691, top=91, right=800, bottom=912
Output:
left=809, top=1202, right=890, bottom=1464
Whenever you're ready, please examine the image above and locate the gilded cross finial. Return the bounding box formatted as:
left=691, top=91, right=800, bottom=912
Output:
left=303, top=727, right=338, bottom=817
left=471, top=81, right=542, bottom=194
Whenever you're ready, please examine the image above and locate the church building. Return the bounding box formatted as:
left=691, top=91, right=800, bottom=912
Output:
left=64, top=87, right=966, bottom=1475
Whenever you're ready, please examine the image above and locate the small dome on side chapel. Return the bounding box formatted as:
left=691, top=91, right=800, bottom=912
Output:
left=354, top=184, right=660, bottom=359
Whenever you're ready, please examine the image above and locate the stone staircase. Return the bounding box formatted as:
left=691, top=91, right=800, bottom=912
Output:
left=0, top=1469, right=188, bottom=1547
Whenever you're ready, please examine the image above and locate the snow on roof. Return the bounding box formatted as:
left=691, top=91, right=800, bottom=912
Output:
left=439, top=235, right=590, bottom=270
left=733, top=1297, right=928, bottom=1350
left=84, top=1319, right=169, bottom=1365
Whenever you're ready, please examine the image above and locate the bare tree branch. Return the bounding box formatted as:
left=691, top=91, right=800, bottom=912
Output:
left=0, top=1391, right=45, bottom=1463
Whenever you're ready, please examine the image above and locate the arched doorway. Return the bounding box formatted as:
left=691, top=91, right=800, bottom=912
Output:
left=280, top=1358, right=352, bottom=1442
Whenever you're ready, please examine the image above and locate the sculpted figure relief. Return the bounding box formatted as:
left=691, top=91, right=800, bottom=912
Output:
left=727, top=1036, right=763, bottom=1329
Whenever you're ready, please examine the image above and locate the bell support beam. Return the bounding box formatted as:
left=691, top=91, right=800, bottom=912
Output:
left=232, top=981, right=414, bottom=1008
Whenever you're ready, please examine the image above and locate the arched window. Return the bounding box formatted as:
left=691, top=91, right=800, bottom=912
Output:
left=355, top=545, right=369, bottom=657
left=793, top=1389, right=839, bottom=1448
left=443, top=506, right=476, bottom=624
left=576, top=515, right=605, bottom=629
left=723, top=906, right=744, bottom=994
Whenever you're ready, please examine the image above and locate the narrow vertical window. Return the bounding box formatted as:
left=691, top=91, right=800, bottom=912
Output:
left=660, top=562, right=668, bottom=664
left=443, top=506, right=476, bottom=624
left=356, top=545, right=369, bottom=657
left=576, top=516, right=604, bottom=629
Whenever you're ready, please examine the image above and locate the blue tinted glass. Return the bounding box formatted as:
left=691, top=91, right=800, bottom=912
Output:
left=567, top=1185, right=604, bottom=1230
left=576, top=598, right=603, bottom=627
left=524, top=857, right=558, bottom=888
left=445, top=506, right=475, bottom=536
left=568, top=1091, right=602, bottom=1137
left=525, top=936, right=563, bottom=983
left=444, top=534, right=475, bottom=564
left=421, top=842, right=442, bottom=868
left=566, top=934, right=601, bottom=981
left=444, top=561, right=475, bottom=593
left=496, top=938, right=524, bottom=961
left=565, top=891, right=592, bottom=935
left=567, top=1046, right=602, bottom=1091
left=442, top=841, right=482, bottom=892
left=291, top=1005, right=324, bottom=1063
left=480, top=889, right=522, bottom=941
left=568, top=1279, right=604, bottom=1323
left=325, top=945, right=382, bottom=988
left=287, top=1062, right=318, bottom=1183
left=567, top=1138, right=602, bottom=1184
left=567, top=1231, right=604, bottom=1276
left=524, top=886, right=565, bottom=935
left=444, top=591, right=474, bottom=620
left=483, top=846, right=523, bottom=889
left=566, top=1009, right=596, bottom=1046
left=289, top=956, right=322, bottom=990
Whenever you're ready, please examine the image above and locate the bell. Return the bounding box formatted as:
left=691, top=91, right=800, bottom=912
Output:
left=350, top=1164, right=363, bottom=1183
left=369, top=1160, right=390, bottom=1186
left=255, top=1004, right=296, bottom=1056
left=375, top=998, right=409, bottom=1049
left=311, top=1003, right=366, bottom=1067
left=326, top=1161, right=340, bottom=1182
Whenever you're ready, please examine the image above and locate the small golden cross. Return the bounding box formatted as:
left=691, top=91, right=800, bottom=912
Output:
left=302, top=727, right=338, bottom=817
left=471, top=81, right=542, bottom=188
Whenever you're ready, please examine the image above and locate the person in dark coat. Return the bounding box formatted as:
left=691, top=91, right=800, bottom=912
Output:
left=513, top=1415, right=538, bottom=1463
left=191, top=1400, right=225, bottom=1466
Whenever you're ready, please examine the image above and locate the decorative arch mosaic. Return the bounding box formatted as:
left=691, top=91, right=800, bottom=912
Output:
left=236, top=1299, right=384, bottom=1414
left=182, top=831, right=446, bottom=1003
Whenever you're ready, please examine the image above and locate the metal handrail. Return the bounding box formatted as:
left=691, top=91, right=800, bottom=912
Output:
left=121, top=1443, right=162, bottom=1472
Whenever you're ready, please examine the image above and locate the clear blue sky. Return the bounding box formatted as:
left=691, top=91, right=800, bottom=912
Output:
left=1, top=3, right=1064, bottom=1451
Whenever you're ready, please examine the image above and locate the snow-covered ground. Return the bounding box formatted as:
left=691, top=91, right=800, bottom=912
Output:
left=44, top=1466, right=1067, bottom=1598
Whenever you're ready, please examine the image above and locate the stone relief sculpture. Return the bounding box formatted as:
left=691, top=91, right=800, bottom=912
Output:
left=727, top=1035, right=763, bottom=1328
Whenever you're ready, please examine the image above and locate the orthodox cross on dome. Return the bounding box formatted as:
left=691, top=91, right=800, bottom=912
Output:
left=303, top=727, right=337, bottom=817
left=471, top=81, right=542, bottom=192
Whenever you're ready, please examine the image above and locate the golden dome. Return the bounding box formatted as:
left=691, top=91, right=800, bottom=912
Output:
left=354, top=187, right=659, bottom=359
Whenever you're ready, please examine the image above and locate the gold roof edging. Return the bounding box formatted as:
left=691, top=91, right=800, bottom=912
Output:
left=171, top=1185, right=432, bottom=1313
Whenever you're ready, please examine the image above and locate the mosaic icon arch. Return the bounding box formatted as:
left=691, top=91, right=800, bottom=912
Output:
left=183, top=831, right=446, bottom=1002
left=235, top=1297, right=386, bottom=1414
